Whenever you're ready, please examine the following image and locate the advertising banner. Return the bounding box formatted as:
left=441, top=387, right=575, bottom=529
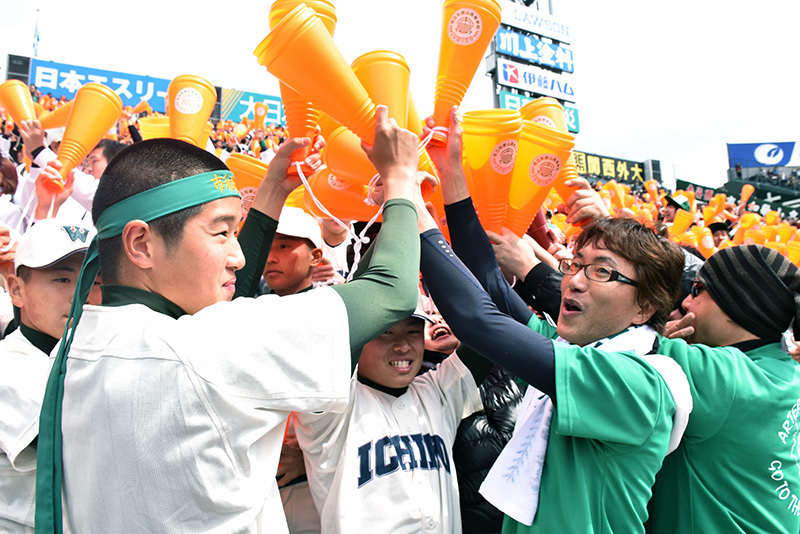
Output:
left=499, top=0, right=572, bottom=43
left=727, top=141, right=800, bottom=168
left=497, top=57, right=576, bottom=102
left=574, top=150, right=645, bottom=184
left=29, top=58, right=171, bottom=112
left=220, top=88, right=283, bottom=125
left=495, top=27, right=574, bottom=72
left=498, top=89, right=579, bottom=133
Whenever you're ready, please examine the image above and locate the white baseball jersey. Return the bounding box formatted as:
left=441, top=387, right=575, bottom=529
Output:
left=61, top=287, right=352, bottom=534
left=295, top=354, right=482, bottom=534
left=0, top=329, right=51, bottom=533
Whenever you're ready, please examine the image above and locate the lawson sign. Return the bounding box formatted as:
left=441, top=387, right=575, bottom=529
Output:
left=499, top=0, right=572, bottom=43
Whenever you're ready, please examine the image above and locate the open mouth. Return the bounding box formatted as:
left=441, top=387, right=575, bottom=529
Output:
left=562, top=298, right=582, bottom=313
left=430, top=326, right=451, bottom=340
left=389, top=360, right=412, bottom=370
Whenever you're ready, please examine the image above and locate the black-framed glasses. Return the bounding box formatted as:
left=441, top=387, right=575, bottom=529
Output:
left=558, top=258, right=638, bottom=287
left=690, top=280, right=705, bottom=298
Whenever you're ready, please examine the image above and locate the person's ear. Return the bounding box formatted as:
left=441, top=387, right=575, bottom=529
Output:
left=122, top=220, right=157, bottom=269
left=633, top=300, right=657, bottom=326
left=7, top=274, right=24, bottom=308
left=310, top=247, right=323, bottom=267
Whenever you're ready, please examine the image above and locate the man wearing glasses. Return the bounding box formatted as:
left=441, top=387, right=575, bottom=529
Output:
left=418, top=108, right=689, bottom=533
left=646, top=244, right=800, bottom=534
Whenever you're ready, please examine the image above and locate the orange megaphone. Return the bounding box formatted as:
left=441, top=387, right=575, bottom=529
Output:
left=136, top=116, right=170, bottom=140
left=38, top=100, right=74, bottom=130
left=225, top=152, right=269, bottom=220
left=406, top=90, right=424, bottom=137
left=352, top=50, right=410, bottom=128
left=644, top=179, right=660, bottom=205
left=254, top=4, right=377, bottom=143
left=269, top=0, right=337, bottom=35
left=430, top=0, right=502, bottom=145
left=166, top=74, right=217, bottom=147
left=132, top=99, right=152, bottom=115
left=350, top=49, right=438, bottom=184
left=693, top=226, right=716, bottom=259
left=254, top=102, right=269, bottom=130
left=317, top=111, right=341, bottom=140
left=519, top=97, right=568, bottom=132
left=33, top=101, right=45, bottom=118
left=323, top=126, right=379, bottom=186
left=740, top=183, right=755, bottom=209
left=550, top=154, right=581, bottom=214
left=48, top=83, right=123, bottom=192
left=461, top=108, right=522, bottom=233
left=667, top=209, right=694, bottom=237
left=304, top=167, right=381, bottom=222
left=503, top=121, right=575, bottom=237
left=0, top=79, right=37, bottom=124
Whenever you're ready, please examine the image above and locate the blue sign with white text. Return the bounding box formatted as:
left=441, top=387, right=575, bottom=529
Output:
left=29, top=58, right=172, bottom=112
left=727, top=142, right=799, bottom=168
left=495, top=27, right=574, bottom=72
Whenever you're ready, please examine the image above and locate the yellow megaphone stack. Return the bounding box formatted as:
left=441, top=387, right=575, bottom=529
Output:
left=254, top=4, right=377, bottom=143
left=269, top=0, right=338, bottom=175
left=503, top=120, right=575, bottom=237
left=430, top=0, right=502, bottom=145
left=461, top=108, right=522, bottom=233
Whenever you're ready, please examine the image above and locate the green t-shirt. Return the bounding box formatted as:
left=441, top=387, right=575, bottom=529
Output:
left=504, top=316, right=675, bottom=533
left=648, top=338, right=800, bottom=534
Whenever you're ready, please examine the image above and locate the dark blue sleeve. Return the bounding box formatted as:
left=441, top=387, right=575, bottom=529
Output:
left=444, top=198, right=534, bottom=326
left=420, top=228, right=556, bottom=398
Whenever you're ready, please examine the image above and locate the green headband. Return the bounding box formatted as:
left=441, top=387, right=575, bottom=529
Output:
left=35, top=170, right=240, bottom=534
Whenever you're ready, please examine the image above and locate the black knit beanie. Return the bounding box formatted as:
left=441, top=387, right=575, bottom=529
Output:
left=697, top=245, right=800, bottom=340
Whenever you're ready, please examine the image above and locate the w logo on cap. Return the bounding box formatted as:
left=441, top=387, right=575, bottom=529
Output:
left=62, top=225, right=90, bottom=243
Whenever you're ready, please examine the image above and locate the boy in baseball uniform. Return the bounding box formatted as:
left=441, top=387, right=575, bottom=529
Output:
left=0, top=218, right=97, bottom=532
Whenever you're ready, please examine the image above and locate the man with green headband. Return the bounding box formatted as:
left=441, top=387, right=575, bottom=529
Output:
left=35, top=106, right=423, bottom=533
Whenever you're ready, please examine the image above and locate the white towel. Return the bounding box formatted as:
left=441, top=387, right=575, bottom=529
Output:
left=479, top=325, right=660, bottom=526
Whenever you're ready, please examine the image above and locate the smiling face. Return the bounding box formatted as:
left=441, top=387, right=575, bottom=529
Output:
left=9, top=254, right=85, bottom=339
left=264, top=234, right=321, bottom=296
left=357, top=317, right=425, bottom=389
left=153, top=197, right=244, bottom=314
left=425, top=312, right=460, bottom=355
left=82, top=147, right=108, bottom=179
left=557, top=242, right=654, bottom=346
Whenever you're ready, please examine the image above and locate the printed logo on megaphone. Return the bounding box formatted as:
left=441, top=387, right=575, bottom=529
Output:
left=174, top=88, right=204, bottom=115
left=448, top=8, right=483, bottom=45
left=239, top=187, right=257, bottom=218
left=328, top=173, right=351, bottom=190
left=529, top=154, right=561, bottom=187
left=490, top=140, right=517, bottom=174
left=532, top=115, right=557, bottom=130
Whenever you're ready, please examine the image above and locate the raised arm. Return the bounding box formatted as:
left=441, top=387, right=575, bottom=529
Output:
left=331, top=106, right=420, bottom=357
left=423, top=107, right=532, bottom=325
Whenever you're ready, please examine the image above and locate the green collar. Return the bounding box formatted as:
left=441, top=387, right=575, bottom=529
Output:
left=19, top=322, right=59, bottom=355
left=100, top=285, right=187, bottom=319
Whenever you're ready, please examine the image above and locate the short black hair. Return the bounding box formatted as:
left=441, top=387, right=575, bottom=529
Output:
left=95, top=139, right=126, bottom=164
left=93, top=138, right=228, bottom=283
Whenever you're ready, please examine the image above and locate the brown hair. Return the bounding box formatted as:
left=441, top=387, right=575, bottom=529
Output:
left=0, top=157, right=18, bottom=196
left=575, top=217, right=684, bottom=333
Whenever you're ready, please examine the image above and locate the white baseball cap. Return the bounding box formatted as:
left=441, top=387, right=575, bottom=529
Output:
left=275, top=207, right=323, bottom=249
left=15, top=219, right=96, bottom=271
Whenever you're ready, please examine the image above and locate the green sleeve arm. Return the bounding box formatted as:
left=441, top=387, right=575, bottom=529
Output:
left=331, top=199, right=420, bottom=368
left=234, top=208, right=277, bottom=299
